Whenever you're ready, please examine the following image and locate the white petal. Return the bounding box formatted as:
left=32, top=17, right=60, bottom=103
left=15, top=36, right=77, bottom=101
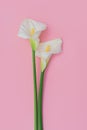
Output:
left=33, top=31, right=41, bottom=39
left=36, top=38, right=62, bottom=56
left=36, top=38, right=62, bottom=70
left=18, top=19, right=47, bottom=39
left=36, top=50, right=51, bottom=59
left=28, top=19, right=47, bottom=32
left=41, top=55, right=51, bottom=72
left=18, top=19, right=30, bottom=39
left=51, top=38, right=62, bottom=54
left=36, top=38, right=62, bottom=71
left=41, top=58, right=47, bottom=72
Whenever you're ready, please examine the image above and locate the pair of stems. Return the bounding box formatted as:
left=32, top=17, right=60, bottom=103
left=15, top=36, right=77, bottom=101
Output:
left=32, top=50, right=44, bottom=130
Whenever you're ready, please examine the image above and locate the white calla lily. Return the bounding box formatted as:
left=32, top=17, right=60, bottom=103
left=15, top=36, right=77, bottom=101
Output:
left=18, top=19, right=47, bottom=50
left=36, top=38, right=62, bottom=72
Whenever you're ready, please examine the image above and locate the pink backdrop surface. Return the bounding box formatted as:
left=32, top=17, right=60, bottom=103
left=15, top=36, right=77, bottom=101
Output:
left=0, top=0, right=87, bottom=130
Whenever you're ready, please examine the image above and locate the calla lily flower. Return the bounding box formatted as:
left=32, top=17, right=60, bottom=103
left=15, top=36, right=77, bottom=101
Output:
left=18, top=19, right=47, bottom=50
left=36, top=38, right=62, bottom=72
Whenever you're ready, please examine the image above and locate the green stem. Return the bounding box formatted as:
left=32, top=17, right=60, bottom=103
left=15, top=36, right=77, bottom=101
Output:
left=32, top=50, right=38, bottom=130
left=38, top=71, right=45, bottom=130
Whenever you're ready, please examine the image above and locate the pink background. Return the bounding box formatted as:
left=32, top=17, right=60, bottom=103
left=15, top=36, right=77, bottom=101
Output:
left=0, top=0, right=87, bottom=130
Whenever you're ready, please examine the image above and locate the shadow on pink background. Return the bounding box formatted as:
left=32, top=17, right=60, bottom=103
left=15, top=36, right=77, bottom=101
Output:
left=0, top=0, right=87, bottom=130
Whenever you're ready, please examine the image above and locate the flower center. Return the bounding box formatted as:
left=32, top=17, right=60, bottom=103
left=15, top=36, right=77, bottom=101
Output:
left=30, top=28, right=35, bottom=36
left=45, top=45, right=51, bottom=52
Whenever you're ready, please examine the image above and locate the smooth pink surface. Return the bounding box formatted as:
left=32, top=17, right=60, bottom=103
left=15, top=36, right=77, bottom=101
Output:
left=0, top=0, right=87, bottom=130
